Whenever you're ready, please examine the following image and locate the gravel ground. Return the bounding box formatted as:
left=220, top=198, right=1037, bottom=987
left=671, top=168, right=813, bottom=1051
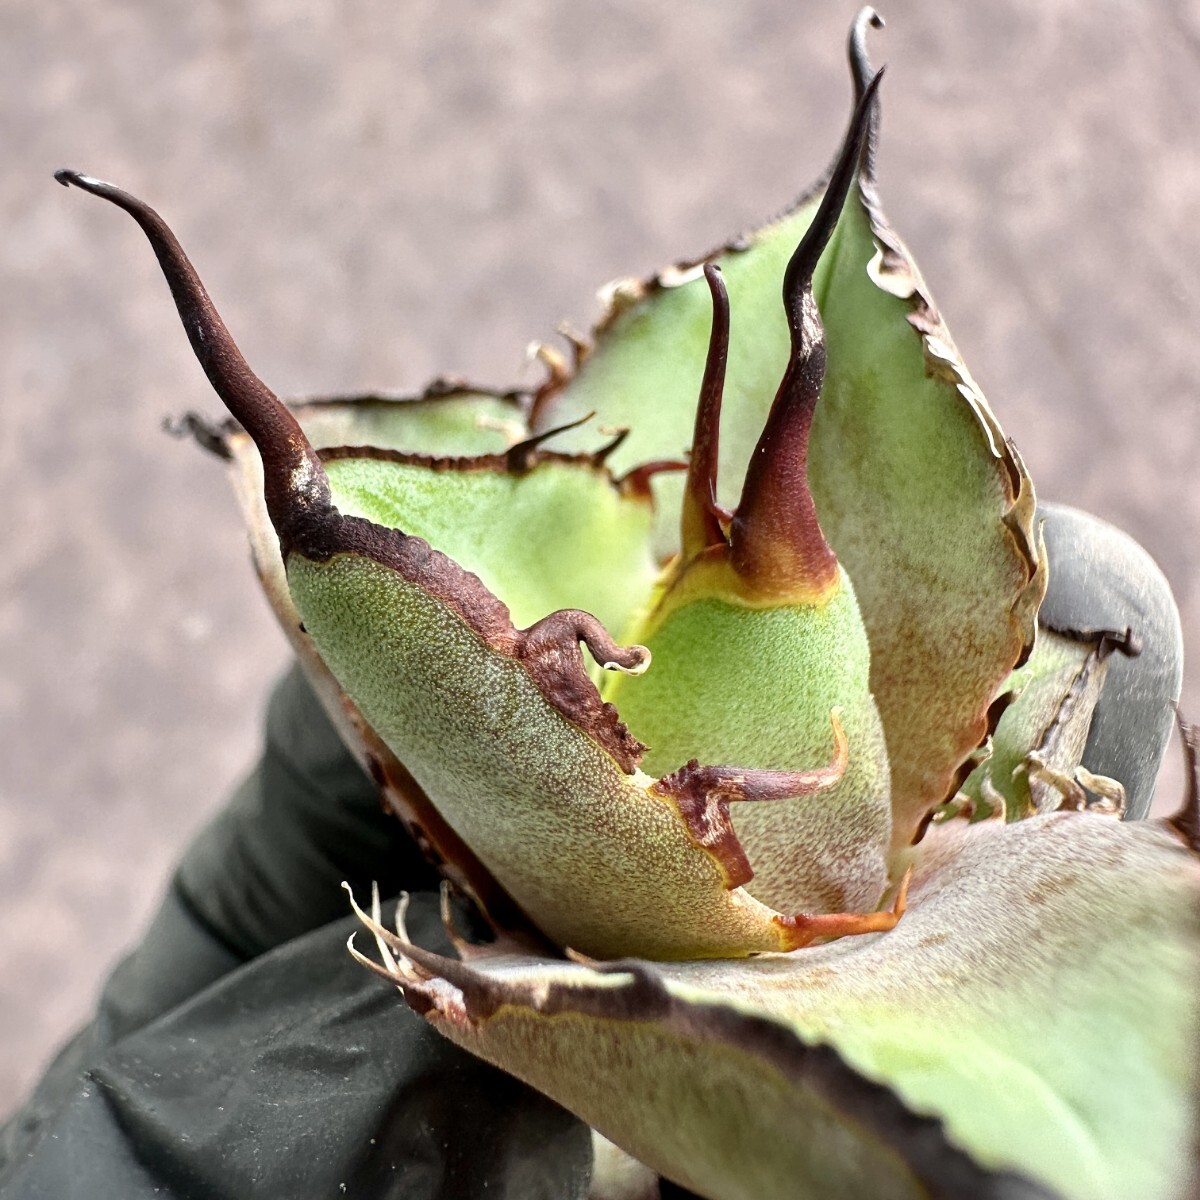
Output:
left=3, top=0, right=1200, bottom=1115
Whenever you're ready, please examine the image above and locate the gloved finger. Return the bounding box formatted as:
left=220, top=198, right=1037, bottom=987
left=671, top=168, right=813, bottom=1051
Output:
left=1037, top=502, right=1184, bottom=819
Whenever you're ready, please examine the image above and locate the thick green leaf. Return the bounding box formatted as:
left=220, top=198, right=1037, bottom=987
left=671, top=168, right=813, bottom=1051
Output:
left=225, top=401, right=867, bottom=958
left=284, top=544, right=883, bottom=964
left=222, top=407, right=539, bottom=928
left=532, top=200, right=826, bottom=562
left=810, top=186, right=1043, bottom=847
left=352, top=813, right=1200, bottom=1200
left=220, top=391, right=876, bottom=960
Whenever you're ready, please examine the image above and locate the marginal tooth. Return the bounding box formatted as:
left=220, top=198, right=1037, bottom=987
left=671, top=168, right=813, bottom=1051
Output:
left=1074, top=767, right=1126, bottom=816
left=614, top=457, right=689, bottom=502
left=528, top=340, right=571, bottom=391
left=774, top=865, right=909, bottom=952
left=503, top=411, right=595, bottom=471
left=370, top=881, right=401, bottom=977
left=980, top=775, right=1009, bottom=821
left=556, top=321, right=591, bottom=368
left=603, top=651, right=651, bottom=676
left=517, top=609, right=650, bottom=771
left=591, top=426, right=631, bottom=467
left=343, top=882, right=423, bottom=983
left=651, top=710, right=848, bottom=889
left=523, top=609, right=650, bottom=675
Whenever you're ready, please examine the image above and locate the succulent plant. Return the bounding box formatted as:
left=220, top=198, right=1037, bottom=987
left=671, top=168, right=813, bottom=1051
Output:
left=56, top=10, right=1200, bottom=1199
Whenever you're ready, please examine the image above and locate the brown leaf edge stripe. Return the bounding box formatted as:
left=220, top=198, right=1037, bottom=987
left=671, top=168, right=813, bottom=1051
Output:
left=166, top=380, right=533, bottom=464
left=350, top=921, right=1062, bottom=1200
left=316, top=423, right=684, bottom=502
left=55, top=169, right=654, bottom=778
left=843, top=18, right=1044, bottom=838
left=177, top=393, right=685, bottom=503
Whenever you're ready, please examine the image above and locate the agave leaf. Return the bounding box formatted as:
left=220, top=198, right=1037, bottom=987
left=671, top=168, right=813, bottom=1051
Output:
left=216, top=387, right=665, bottom=934
left=955, top=501, right=1182, bottom=824
left=285, top=543, right=872, bottom=961
left=222, top=397, right=545, bottom=930
left=607, top=580, right=894, bottom=917
left=813, top=168, right=1043, bottom=850
left=533, top=35, right=1043, bottom=852
left=183, top=384, right=531, bottom=465
left=352, top=812, right=1200, bottom=1200
left=529, top=200, right=825, bottom=559
left=205, top=386, right=579, bottom=930
left=601, top=99, right=897, bottom=921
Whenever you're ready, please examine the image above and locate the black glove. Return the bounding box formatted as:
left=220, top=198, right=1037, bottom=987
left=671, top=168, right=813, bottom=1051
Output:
left=0, top=666, right=592, bottom=1200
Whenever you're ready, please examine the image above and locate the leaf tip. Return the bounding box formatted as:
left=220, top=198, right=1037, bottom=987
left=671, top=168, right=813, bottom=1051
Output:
left=727, top=75, right=880, bottom=603
left=57, top=168, right=333, bottom=549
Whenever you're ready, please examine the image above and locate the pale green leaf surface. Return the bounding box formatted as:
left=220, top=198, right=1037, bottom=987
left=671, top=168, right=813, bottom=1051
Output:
left=808, top=193, right=1041, bottom=847
left=606, top=574, right=893, bottom=916
left=323, top=456, right=658, bottom=635
left=534, top=199, right=823, bottom=488
left=355, top=813, right=1200, bottom=1200
left=534, top=199, right=825, bottom=561
left=223, top=428, right=531, bottom=923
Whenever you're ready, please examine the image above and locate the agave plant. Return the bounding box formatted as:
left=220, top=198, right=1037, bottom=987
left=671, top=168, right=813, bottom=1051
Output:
left=57, top=10, right=1200, bottom=1199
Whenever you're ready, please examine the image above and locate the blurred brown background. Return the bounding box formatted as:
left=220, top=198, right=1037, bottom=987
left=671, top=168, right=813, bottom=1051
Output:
left=3, top=0, right=1200, bottom=1115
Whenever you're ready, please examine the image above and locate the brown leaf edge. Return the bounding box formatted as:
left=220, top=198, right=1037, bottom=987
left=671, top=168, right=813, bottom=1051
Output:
left=168, top=379, right=531, bottom=463
left=850, top=108, right=1045, bottom=824
left=169, top=382, right=662, bottom=945
left=175, top=386, right=682, bottom=502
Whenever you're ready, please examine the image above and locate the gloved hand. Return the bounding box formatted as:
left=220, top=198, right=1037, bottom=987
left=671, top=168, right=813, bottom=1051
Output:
left=0, top=503, right=1182, bottom=1200
left=0, top=665, right=594, bottom=1200
left=1036, top=502, right=1183, bottom=818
